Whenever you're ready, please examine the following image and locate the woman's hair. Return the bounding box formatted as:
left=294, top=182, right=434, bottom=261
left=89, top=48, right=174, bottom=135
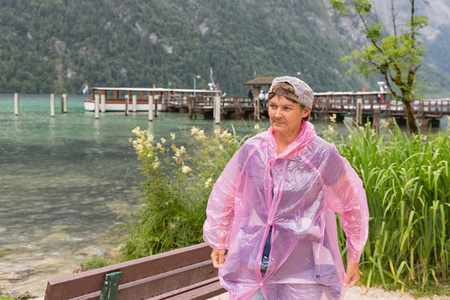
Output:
left=269, top=82, right=306, bottom=110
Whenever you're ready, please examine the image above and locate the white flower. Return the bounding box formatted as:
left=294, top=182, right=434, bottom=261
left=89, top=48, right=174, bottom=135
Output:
left=181, top=165, right=192, bottom=174
left=152, top=161, right=160, bottom=169
left=254, top=124, right=260, bottom=130
left=131, top=127, right=141, bottom=134
left=204, top=178, right=213, bottom=188
left=146, top=133, right=154, bottom=143
left=175, top=150, right=181, bottom=157
left=170, top=133, right=176, bottom=140
left=214, top=128, right=221, bottom=136
left=156, top=143, right=162, bottom=149
left=180, top=146, right=186, bottom=154
left=191, top=126, right=200, bottom=135
left=160, top=137, right=166, bottom=144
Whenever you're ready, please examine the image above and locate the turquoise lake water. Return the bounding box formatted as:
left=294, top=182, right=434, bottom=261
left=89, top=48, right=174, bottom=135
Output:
left=0, top=93, right=447, bottom=296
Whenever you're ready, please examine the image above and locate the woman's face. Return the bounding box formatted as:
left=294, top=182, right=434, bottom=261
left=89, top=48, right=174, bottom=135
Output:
left=268, top=95, right=310, bottom=137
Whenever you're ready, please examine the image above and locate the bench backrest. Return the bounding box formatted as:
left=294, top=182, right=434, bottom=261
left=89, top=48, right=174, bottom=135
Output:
left=45, top=243, right=223, bottom=300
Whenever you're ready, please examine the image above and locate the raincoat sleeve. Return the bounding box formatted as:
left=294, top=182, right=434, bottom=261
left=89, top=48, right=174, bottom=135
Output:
left=203, top=148, right=243, bottom=250
left=324, top=147, right=369, bottom=263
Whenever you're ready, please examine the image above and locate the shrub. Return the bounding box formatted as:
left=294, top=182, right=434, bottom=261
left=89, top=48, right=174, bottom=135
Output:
left=120, top=125, right=254, bottom=260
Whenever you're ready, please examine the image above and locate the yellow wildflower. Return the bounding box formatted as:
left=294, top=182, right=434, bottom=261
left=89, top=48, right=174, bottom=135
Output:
left=181, top=165, right=192, bottom=174
left=196, top=130, right=206, bottom=141
left=131, top=127, right=141, bottom=134
left=146, top=132, right=154, bottom=143
left=330, top=114, right=337, bottom=123
left=191, top=126, right=200, bottom=135
left=204, top=178, right=213, bottom=188
left=254, top=124, right=260, bottom=131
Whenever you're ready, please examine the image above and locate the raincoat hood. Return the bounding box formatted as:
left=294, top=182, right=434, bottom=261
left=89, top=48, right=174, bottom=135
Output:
left=204, top=122, right=369, bottom=300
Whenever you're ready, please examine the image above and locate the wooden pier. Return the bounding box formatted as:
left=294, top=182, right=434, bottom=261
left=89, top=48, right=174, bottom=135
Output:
left=181, top=91, right=449, bottom=121
left=86, top=88, right=450, bottom=123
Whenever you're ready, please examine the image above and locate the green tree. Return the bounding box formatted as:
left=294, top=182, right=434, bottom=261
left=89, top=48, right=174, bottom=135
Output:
left=329, top=0, right=428, bottom=134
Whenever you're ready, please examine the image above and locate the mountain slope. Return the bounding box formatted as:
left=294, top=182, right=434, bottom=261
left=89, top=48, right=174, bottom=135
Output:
left=0, top=0, right=448, bottom=96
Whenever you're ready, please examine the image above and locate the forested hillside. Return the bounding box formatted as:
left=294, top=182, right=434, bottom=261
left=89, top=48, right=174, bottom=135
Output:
left=0, top=0, right=449, bottom=96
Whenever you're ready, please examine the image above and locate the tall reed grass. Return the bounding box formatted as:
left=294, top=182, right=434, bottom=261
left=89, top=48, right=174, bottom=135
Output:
left=332, top=121, right=449, bottom=293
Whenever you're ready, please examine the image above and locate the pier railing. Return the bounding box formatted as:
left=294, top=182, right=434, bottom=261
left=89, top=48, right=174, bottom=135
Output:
left=312, top=92, right=449, bottom=118
left=84, top=88, right=449, bottom=121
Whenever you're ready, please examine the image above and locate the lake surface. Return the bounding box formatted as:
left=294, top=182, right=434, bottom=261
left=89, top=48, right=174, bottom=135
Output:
left=0, top=94, right=447, bottom=296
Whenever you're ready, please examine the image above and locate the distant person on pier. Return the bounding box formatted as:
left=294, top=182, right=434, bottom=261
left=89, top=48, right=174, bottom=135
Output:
left=204, top=76, right=369, bottom=299
left=258, top=89, right=266, bottom=107
left=248, top=88, right=254, bottom=101
left=259, top=89, right=265, bottom=101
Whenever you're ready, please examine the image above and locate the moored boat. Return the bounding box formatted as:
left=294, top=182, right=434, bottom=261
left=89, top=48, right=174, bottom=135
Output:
left=84, top=87, right=221, bottom=112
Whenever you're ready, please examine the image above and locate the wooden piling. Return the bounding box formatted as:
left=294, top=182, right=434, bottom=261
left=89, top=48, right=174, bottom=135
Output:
left=94, top=95, right=100, bottom=119
left=14, top=93, right=19, bottom=116
left=214, top=95, right=221, bottom=124
left=189, top=96, right=194, bottom=119
left=132, top=95, right=137, bottom=112
left=373, top=110, right=381, bottom=128
left=148, top=95, right=153, bottom=121
left=153, top=91, right=158, bottom=118
left=356, top=96, right=363, bottom=125
left=101, top=94, right=106, bottom=113
left=50, top=94, right=55, bottom=117
left=61, top=94, right=68, bottom=113
left=254, top=98, right=260, bottom=119
left=125, top=94, right=129, bottom=116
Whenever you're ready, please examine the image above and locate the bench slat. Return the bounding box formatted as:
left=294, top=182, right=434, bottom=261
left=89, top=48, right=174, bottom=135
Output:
left=45, top=243, right=213, bottom=300
left=148, top=277, right=226, bottom=300
left=116, top=261, right=217, bottom=299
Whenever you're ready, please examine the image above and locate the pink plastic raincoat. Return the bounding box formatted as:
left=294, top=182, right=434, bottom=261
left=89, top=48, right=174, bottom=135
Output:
left=203, top=121, right=369, bottom=299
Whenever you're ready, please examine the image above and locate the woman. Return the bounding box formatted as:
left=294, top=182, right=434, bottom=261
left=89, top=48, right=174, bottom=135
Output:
left=203, top=76, right=369, bottom=299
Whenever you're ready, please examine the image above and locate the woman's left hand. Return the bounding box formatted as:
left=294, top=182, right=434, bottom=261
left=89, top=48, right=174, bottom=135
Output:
left=343, top=262, right=360, bottom=287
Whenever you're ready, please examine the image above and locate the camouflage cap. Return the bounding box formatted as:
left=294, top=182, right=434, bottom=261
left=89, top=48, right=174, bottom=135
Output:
left=268, top=76, right=314, bottom=109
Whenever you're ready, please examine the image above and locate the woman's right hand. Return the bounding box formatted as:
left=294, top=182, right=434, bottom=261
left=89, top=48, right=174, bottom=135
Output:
left=211, top=249, right=226, bottom=268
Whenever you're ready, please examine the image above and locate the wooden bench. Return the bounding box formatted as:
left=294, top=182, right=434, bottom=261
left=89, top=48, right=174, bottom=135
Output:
left=45, top=243, right=226, bottom=300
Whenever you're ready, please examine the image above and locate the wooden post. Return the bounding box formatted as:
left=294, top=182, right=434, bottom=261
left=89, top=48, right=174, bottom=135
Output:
left=373, top=110, right=381, bottom=128
left=94, top=94, right=100, bottom=119
left=14, top=93, right=19, bottom=116
left=62, top=94, right=68, bottom=113
left=153, top=91, right=158, bottom=118
left=125, top=94, right=129, bottom=116
left=254, top=97, right=260, bottom=119
left=50, top=94, right=55, bottom=117
left=132, top=94, right=137, bottom=112
left=356, top=96, right=363, bottom=125
left=148, top=94, right=153, bottom=121
left=101, top=94, right=106, bottom=113
left=214, top=95, right=221, bottom=124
